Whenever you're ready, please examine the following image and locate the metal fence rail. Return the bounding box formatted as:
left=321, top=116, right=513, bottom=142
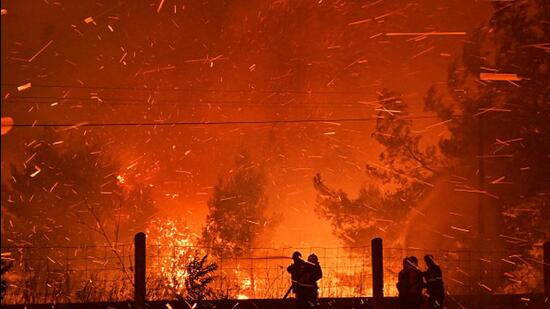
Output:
left=1, top=237, right=547, bottom=305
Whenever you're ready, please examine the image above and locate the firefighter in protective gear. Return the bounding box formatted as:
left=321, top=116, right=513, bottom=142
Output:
left=423, top=255, right=444, bottom=308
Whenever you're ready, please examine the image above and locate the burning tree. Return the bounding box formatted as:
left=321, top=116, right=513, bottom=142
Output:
left=1, top=129, right=157, bottom=247
left=201, top=152, right=270, bottom=258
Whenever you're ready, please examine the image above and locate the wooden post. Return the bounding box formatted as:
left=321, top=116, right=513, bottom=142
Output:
left=371, top=238, right=384, bottom=303
left=544, top=241, right=550, bottom=295
left=134, top=232, right=146, bottom=309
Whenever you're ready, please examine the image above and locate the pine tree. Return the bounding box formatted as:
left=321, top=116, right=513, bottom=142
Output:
left=314, top=91, right=438, bottom=246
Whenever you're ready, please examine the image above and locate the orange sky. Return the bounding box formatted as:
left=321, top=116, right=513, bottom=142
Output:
left=1, top=0, right=493, bottom=247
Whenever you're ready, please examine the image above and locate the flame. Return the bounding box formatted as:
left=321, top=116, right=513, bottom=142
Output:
left=144, top=219, right=428, bottom=299
left=240, top=277, right=252, bottom=290
left=147, top=219, right=199, bottom=293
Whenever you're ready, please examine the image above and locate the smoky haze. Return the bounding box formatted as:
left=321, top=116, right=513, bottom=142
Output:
left=1, top=0, right=491, bottom=247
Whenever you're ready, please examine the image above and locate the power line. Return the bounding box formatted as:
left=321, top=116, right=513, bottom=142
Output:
left=7, top=115, right=444, bottom=128
left=3, top=97, right=391, bottom=108
left=5, top=96, right=380, bottom=104
left=1, top=83, right=381, bottom=95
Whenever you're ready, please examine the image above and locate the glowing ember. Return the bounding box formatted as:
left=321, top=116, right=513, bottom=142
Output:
left=1, top=0, right=548, bottom=305
left=116, top=174, right=125, bottom=185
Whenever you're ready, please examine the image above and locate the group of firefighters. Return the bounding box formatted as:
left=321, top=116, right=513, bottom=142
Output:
left=396, top=255, right=444, bottom=309
left=285, top=252, right=444, bottom=308
left=285, top=251, right=323, bottom=308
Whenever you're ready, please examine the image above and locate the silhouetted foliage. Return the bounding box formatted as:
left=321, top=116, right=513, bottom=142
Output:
left=185, top=253, right=218, bottom=300
left=428, top=0, right=550, bottom=248
left=1, top=129, right=157, bottom=247
left=1, top=258, right=13, bottom=301
left=315, top=0, right=549, bottom=292
left=147, top=246, right=218, bottom=301
left=314, top=91, right=438, bottom=246
left=201, top=153, right=270, bottom=257
left=430, top=0, right=550, bottom=291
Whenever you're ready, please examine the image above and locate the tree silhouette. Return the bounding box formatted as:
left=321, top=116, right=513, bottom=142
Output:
left=314, top=1, right=549, bottom=291
left=184, top=253, right=218, bottom=300
left=201, top=152, right=270, bottom=257
left=428, top=0, right=550, bottom=241
left=314, top=91, right=438, bottom=246
left=429, top=0, right=550, bottom=291
left=1, top=129, right=156, bottom=247
left=1, top=258, right=13, bottom=301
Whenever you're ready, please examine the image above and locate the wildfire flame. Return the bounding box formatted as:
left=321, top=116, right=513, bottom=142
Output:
left=146, top=219, right=199, bottom=293
left=143, top=220, right=449, bottom=299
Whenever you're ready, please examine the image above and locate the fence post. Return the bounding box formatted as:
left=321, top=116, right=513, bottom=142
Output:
left=134, top=232, right=146, bottom=309
left=544, top=241, right=550, bottom=295
left=371, top=237, right=384, bottom=303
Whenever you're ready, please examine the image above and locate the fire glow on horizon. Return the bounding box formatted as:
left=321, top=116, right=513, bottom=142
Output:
left=1, top=0, right=548, bottom=304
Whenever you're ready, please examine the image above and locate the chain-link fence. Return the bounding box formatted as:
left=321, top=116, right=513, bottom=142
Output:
left=383, top=247, right=545, bottom=297
left=1, top=240, right=546, bottom=305
left=145, top=245, right=371, bottom=300
left=1, top=244, right=134, bottom=304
